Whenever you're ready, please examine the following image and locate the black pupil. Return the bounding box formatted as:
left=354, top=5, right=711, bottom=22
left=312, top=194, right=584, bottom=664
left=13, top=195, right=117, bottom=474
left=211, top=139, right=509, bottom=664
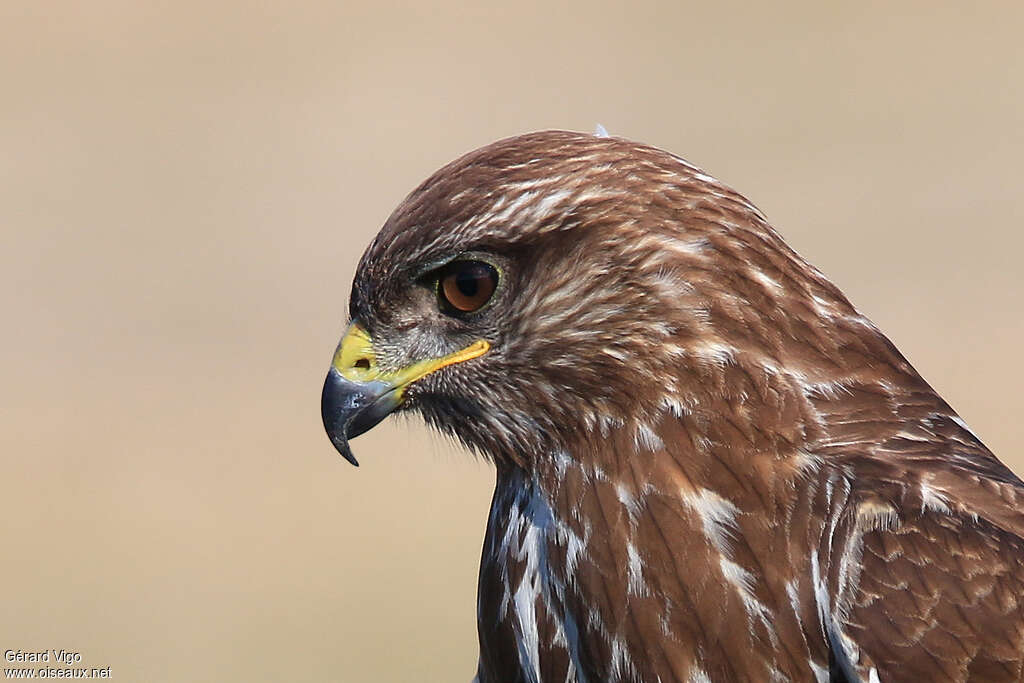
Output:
left=455, top=267, right=483, bottom=297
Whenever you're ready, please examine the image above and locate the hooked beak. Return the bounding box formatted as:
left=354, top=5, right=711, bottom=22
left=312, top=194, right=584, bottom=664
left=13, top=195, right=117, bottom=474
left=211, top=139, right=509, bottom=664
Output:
left=320, top=322, right=489, bottom=466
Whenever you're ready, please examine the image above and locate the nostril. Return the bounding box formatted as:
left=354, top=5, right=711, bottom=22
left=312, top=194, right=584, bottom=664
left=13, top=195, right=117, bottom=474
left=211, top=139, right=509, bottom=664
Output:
left=354, top=357, right=371, bottom=371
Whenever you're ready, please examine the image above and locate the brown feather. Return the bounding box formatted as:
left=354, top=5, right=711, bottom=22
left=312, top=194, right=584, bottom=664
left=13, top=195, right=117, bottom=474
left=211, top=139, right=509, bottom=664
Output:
left=346, top=131, right=1024, bottom=682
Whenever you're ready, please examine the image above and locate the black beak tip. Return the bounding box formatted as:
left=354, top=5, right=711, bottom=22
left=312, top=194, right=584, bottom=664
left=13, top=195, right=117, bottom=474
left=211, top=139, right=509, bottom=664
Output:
left=321, top=367, right=401, bottom=468
left=321, top=369, right=361, bottom=467
left=330, top=434, right=360, bottom=467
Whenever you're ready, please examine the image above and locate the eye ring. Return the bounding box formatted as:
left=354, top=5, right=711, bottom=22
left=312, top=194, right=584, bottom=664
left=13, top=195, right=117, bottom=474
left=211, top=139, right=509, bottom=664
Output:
left=438, top=260, right=499, bottom=314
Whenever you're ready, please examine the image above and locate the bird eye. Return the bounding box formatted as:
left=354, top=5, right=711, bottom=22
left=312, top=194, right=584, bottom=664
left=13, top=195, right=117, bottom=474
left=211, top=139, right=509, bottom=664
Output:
left=438, top=260, right=499, bottom=314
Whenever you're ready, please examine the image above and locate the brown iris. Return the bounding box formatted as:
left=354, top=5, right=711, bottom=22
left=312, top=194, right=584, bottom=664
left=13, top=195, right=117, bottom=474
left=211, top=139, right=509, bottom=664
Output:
left=439, top=260, right=499, bottom=313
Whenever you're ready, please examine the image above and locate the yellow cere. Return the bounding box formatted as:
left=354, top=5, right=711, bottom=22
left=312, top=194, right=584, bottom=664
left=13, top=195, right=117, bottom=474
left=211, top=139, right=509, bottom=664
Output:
left=333, top=323, right=490, bottom=395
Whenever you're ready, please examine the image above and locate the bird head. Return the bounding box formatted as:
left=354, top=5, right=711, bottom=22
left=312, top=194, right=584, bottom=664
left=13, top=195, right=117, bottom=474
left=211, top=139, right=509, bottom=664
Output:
left=322, top=130, right=855, bottom=467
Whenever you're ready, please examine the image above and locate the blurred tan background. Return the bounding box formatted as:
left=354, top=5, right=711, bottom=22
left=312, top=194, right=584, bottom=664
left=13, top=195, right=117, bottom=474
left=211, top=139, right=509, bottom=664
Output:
left=1, top=1, right=1022, bottom=681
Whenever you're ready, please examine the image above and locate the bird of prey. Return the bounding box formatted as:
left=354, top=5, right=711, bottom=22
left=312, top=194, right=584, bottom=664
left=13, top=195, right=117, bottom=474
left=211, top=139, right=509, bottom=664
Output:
left=320, top=131, right=1024, bottom=682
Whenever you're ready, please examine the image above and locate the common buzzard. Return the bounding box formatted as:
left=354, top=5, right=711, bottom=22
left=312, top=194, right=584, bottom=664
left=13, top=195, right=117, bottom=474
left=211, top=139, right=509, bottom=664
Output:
left=321, top=131, right=1024, bottom=682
